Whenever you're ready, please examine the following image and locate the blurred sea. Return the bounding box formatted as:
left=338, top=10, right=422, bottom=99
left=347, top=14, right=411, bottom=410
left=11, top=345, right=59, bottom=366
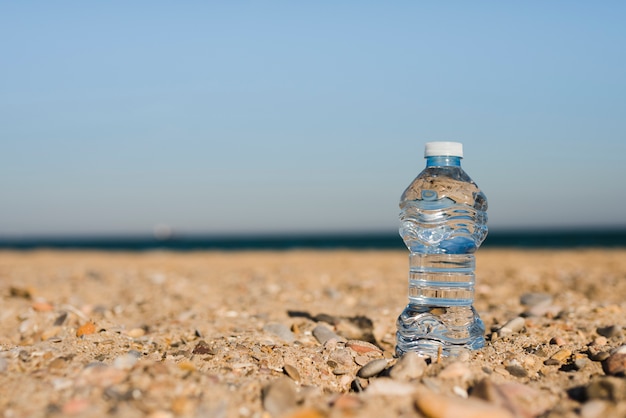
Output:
left=1, top=229, right=625, bottom=251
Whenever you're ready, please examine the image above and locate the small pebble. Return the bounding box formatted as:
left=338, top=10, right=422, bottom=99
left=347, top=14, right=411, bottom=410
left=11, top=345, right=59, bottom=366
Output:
left=520, top=293, right=557, bottom=317
left=601, top=353, right=626, bottom=376
left=550, top=349, right=572, bottom=363
left=365, top=378, right=416, bottom=396
left=314, top=313, right=337, bottom=324
left=520, top=293, right=553, bottom=307
left=498, top=317, right=525, bottom=337
left=113, top=351, right=140, bottom=370
left=76, top=322, right=96, bottom=338
left=351, top=378, right=364, bottom=393
left=453, top=386, right=468, bottom=398
left=614, top=345, right=626, bottom=354
left=53, top=312, right=68, bottom=326
left=357, top=358, right=388, bottom=378
left=597, top=325, right=621, bottom=339
left=328, top=349, right=354, bottom=368
left=472, top=379, right=545, bottom=418
left=438, top=362, right=472, bottom=381
left=0, top=357, right=8, bottom=373
left=589, top=351, right=610, bottom=362
left=262, top=377, right=298, bottom=417
left=126, top=328, right=146, bottom=338
left=592, top=336, right=608, bottom=346
left=354, top=355, right=370, bottom=366
left=549, top=336, right=566, bottom=346
left=389, top=351, right=427, bottom=381
left=339, top=375, right=353, bottom=387
left=18, top=350, right=30, bottom=362
left=192, top=340, right=215, bottom=355
left=283, top=364, right=301, bottom=382
left=312, top=325, right=344, bottom=345
left=574, top=357, right=589, bottom=370
left=505, top=363, right=528, bottom=378
left=346, top=340, right=381, bottom=354
left=263, top=323, right=296, bottom=343
left=415, top=388, right=515, bottom=418
left=32, top=301, right=54, bottom=312
left=585, top=376, right=626, bottom=401
left=525, top=304, right=562, bottom=318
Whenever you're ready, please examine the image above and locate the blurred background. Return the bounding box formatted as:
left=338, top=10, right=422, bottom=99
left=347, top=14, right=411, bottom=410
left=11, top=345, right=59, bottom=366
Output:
left=1, top=2, right=625, bottom=248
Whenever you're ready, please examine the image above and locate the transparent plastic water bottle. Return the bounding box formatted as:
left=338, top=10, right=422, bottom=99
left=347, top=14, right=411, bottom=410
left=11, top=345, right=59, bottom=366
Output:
left=396, top=141, right=488, bottom=358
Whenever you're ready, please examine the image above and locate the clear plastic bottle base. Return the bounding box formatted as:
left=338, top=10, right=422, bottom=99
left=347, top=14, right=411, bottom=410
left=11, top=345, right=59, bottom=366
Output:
left=395, top=304, right=485, bottom=358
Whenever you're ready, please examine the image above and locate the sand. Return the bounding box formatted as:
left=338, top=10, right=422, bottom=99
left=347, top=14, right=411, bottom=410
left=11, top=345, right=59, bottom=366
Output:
left=1, top=249, right=626, bottom=417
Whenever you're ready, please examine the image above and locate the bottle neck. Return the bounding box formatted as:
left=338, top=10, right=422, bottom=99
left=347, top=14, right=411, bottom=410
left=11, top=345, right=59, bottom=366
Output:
left=425, top=156, right=462, bottom=167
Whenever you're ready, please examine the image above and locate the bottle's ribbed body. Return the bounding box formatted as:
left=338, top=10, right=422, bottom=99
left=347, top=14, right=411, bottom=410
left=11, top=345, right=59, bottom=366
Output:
left=408, top=253, right=475, bottom=306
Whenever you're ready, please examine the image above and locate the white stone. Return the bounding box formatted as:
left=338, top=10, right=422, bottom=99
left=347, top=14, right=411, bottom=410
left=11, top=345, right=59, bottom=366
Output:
left=365, top=378, right=416, bottom=396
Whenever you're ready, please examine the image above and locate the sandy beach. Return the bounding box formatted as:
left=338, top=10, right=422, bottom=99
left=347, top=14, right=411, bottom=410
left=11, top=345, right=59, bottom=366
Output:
left=1, top=248, right=626, bottom=417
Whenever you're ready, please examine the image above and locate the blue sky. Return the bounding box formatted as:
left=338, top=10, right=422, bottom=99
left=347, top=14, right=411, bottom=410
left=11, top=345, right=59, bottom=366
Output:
left=1, top=2, right=625, bottom=236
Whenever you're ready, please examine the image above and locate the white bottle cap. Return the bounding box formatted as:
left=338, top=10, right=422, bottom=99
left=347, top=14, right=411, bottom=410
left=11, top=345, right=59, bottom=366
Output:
left=424, top=141, right=463, bottom=158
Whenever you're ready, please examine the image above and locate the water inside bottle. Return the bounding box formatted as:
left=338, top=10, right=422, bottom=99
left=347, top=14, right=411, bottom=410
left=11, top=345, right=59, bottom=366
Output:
left=396, top=162, right=487, bottom=357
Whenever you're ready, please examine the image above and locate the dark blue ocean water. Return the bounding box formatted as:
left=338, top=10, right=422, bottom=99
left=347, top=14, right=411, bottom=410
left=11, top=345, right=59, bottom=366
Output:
left=1, top=229, right=625, bottom=251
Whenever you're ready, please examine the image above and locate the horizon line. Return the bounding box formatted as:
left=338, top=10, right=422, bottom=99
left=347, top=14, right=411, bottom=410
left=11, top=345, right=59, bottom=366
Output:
left=1, top=226, right=626, bottom=242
